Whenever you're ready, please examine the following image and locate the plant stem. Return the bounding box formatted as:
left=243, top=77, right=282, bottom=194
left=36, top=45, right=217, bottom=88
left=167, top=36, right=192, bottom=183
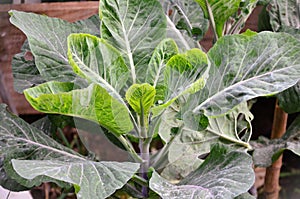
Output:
left=57, top=128, right=71, bottom=148
left=205, top=0, right=218, bottom=42
left=132, top=174, right=148, bottom=187
left=263, top=100, right=288, bottom=199
left=151, top=133, right=176, bottom=169
left=139, top=137, right=151, bottom=197
left=118, top=135, right=143, bottom=163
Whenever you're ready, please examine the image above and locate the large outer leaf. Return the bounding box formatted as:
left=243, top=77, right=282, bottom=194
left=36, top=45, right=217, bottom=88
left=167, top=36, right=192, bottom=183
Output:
left=194, top=31, right=300, bottom=116
left=24, top=82, right=133, bottom=135
left=265, top=0, right=300, bottom=114
left=0, top=104, right=139, bottom=198
left=150, top=144, right=254, bottom=199
left=68, top=33, right=129, bottom=93
left=150, top=171, right=212, bottom=199
left=9, top=11, right=99, bottom=85
left=12, top=160, right=139, bottom=199
left=100, top=0, right=167, bottom=83
left=161, top=0, right=208, bottom=50
left=252, top=115, right=300, bottom=167
left=195, top=0, right=241, bottom=37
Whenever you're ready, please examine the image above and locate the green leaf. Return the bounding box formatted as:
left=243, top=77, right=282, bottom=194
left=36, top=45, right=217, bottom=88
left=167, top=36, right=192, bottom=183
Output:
left=162, top=102, right=252, bottom=181
left=267, top=0, right=300, bottom=32
left=235, top=192, right=256, bottom=199
left=145, top=39, right=178, bottom=90
left=100, top=0, right=167, bottom=83
left=24, top=82, right=133, bottom=135
left=194, top=31, right=300, bottom=116
left=277, top=81, right=300, bottom=113
left=252, top=115, right=300, bottom=167
left=152, top=48, right=209, bottom=117
left=150, top=171, right=213, bottom=199
left=12, top=160, right=139, bottom=199
left=12, top=40, right=44, bottom=93
left=195, top=0, right=241, bottom=37
left=0, top=104, right=139, bottom=199
left=161, top=0, right=209, bottom=50
left=9, top=11, right=100, bottom=85
left=125, top=83, right=156, bottom=117
left=0, top=158, right=28, bottom=192
left=67, top=33, right=130, bottom=94
left=150, top=144, right=255, bottom=199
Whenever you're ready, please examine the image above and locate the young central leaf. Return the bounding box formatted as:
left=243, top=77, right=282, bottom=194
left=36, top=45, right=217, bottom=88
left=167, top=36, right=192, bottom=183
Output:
left=151, top=48, right=209, bottom=117
left=126, top=83, right=156, bottom=117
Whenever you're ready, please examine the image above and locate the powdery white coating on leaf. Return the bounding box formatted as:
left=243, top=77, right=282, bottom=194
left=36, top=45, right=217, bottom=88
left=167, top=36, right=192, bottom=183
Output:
left=194, top=31, right=300, bottom=116
left=150, top=171, right=213, bottom=199
left=0, top=104, right=139, bottom=198
left=100, top=0, right=167, bottom=83
left=9, top=11, right=99, bottom=84
left=12, top=160, right=139, bottom=199
left=150, top=144, right=254, bottom=199
left=161, top=0, right=209, bottom=50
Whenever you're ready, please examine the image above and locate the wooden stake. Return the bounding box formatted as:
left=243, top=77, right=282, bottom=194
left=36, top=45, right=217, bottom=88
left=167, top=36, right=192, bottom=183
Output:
left=263, top=100, right=288, bottom=199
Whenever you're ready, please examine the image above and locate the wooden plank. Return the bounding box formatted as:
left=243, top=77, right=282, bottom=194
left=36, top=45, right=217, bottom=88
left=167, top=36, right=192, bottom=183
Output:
left=0, top=2, right=98, bottom=115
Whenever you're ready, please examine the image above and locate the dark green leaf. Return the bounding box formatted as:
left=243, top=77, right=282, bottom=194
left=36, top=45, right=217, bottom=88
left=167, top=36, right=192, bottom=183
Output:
left=277, top=81, right=300, bottom=113
left=252, top=115, right=300, bottom=167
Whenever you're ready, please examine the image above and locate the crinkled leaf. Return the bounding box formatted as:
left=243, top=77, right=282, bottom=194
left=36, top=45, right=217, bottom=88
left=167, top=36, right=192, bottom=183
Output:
left=12, top=160, right=139, bottom=199
left=194, top=31, right=300, bottom=116
left=161, top=0, right=208, bottom=50
left=24, top=82, right=133, bottom=135
left=100, top=0, right=167, bottom=83
left=252, top=115, right=300, bottom=167
left=0, top=104, right=139, bottom=198
left=195, top=0, right=241, bottom=37
left=125, top=83, right=156, bottom=117
left=150, top=144, right=255, bottom=199
left=9, top=11, right=100, bottom=85
left=152, top=48, right=209, bottom=117
left=67, top=33, right=129, bottom=95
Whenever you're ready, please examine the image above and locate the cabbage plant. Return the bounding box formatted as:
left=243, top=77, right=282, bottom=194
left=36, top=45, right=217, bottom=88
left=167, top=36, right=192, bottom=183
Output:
left=1, top=0, right=300, bottom=198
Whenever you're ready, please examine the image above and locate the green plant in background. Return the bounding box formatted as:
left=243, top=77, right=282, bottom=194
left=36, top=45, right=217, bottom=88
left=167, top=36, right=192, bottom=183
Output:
left=1, top=0, right=300, bottom=198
